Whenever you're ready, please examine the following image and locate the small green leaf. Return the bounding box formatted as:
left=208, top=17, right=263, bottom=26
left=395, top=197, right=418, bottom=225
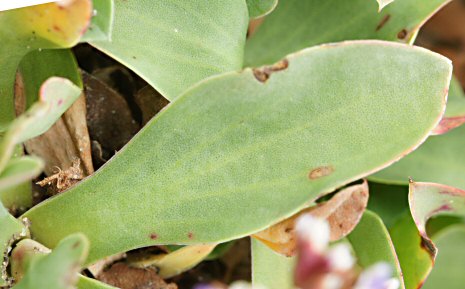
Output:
left=0, top=77, right=81, bottom=174
left=129, top=244, right=216, bottom=278
left=11, top=234, right=89, bottom=289
left=444, top=76, right=465, bottom=118
left=18, top=49, right=82, bottom=109
left=246, top=0, right=278, bottom=19
left=252, top=238, right=295, bottom=289
left=390, top=213, right=432, bottom=289
left=80, top=0, right=114, bottom=42
left=432, top=76, right=465, bottom=135
left=422, top=225, right=465, bottom=289
left=409, top=181, right=465, bottom=256
left=0, top=0, right=92, bottom=129
left=245, top=0, right=449, bottom=66
left=390, top=182, right=465, bottom=289
left=367, top=182, right=408, bottom=229
left=370, top=123, right=465, bottom=189
left=347, top=211, right=405, bottom=289
left=0, top=202, right=28, bottom=287
left=0, top=157, right=43, bottom=193
left=23, top=41, right=451, bottom=264
left=90, top=0, right=248, bottom=100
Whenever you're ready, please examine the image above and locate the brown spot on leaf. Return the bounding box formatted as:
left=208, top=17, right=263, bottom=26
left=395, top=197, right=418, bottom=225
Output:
left=72, top=241, right=81, bottom=249
left=308, top=166, right=334, bottom=180
left=376, top=14, right=391, bottom=31
left=150, top=233, right=158, bottom=240
left=253, top=59, right=289, bottom=83
left=188, top=232, right=194, bottom=239
left=420, top=236, right=437, bottom=260
left=429, top=204, right=452, bottom=217
left=397, top=29, right=408, bottom=39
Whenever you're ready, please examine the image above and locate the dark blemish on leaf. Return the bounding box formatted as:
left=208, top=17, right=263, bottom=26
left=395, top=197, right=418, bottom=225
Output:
left=253, top=59, right=289, bottom=83
left=416, top=281, right=425, bottom=289
left=132, top=56, right=137, bottom=59
left=52, top=25, right=62, bottom=32
left=150, top=233, right=158, bottom=240
left=397, top=29, right=408, bottom=39
left=429, top=204, right=452, bottom=217
left=308, top=166, right=334, bottom=180
left=376, top=14, right=391, bottom=31
left=58, top=99, right=63, bottom=106
left=420, top=237, right=436, bottom=260
left=72, top=241, right=80, bottom=249
left=188, top=232, right=194, bottom=239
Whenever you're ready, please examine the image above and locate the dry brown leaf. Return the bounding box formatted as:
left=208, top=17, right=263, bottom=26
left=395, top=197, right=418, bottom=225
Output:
left=84, top=71, right=139, bottom=160
left=97, top=262, right=178, bottom=289
left=15, top=74, right=94, bottom=178
left=134, top=86, right=170, bottom=126
left=253, top=181, right=369, bottom=256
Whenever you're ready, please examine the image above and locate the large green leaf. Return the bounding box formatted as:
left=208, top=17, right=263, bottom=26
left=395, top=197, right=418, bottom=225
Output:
left=244, top=0, right=449, bottom=67
left=246, top=0, right=278, bottom=19
left=0, top=202, right=28, bottom=287
left=23, top=41, right=451, bottom=264
left=347, top=211, right=405, bottom=289
left=0, top=0, right=92, bottom=129
left=90, top=0, right=248, bottom=100
left=422, top=225, right=465, bottom=289
left=11, top=234, right=89, bottom=289
left=252, top=238, right=295, bottom=289
left=370, top=123, right=465, bottom=189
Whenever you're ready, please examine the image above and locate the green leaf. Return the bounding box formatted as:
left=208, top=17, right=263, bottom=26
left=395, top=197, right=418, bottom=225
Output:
left=367, top=182, right=408, bottom=229
left=11, top=234, right=89, bottom=289
left=0, top=157, right=43, bottom=193
left=370, top=124, right=465, bottom=189
left=18, top=49, right=82, bottom=109
left=0, top=202, right=28, bottom=287
left=0, top=77, right=82, bottom=174
left=90, top=0, right=248, bottom=100
left=0, top=0, right=92, bottom=129
left=77, top=276, right=117, bottom=289
left=347, top=211, right=405, bottom=289
left=80, top=0, right=114, bottom=42
left=129, top=244, right=216, bottom=278
left=444, top=76, right=465, bottom=118
left=390, top=182, right=465, bottom=289
left=432, top=76, right=465, bottom=135
left=0, top=146, right=34, bottom=211
left=23, top=41, right=451, bottom=264
left=252, top=238, right=295, bottom=289
left=409, top=181, right=465, bottom=255
left=246, top=0, right=278, bottom=19
left=422, top=225, right=465, bottom=289
left=244, top=0, right=449, bottom=67
left=390, top=213, right=432, bottom=289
